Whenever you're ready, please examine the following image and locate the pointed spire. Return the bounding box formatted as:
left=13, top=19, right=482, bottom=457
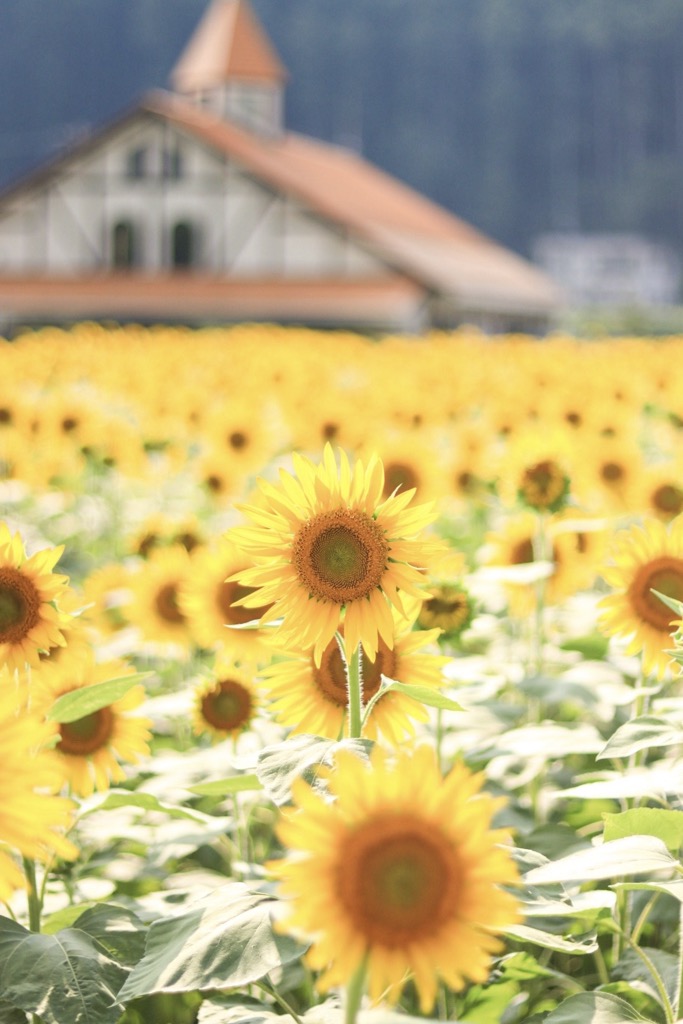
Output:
left=170, top=0, right=287, bottom=93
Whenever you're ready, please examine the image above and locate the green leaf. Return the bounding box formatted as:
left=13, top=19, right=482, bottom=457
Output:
left=457, top=979, right=520, bottom=1022
left=0, top=912, right=139, bottom=1024
left=74, top=904, right=147, bottom=967
left=612, top=948, right=679, bottom=1012
left=560, top=632, right=610, bottom=659
left=46, top=673, right=151, bottom=723
left=523, top=836, right=677, bottom=885
left=256, top=734, right=372, bottom=806
left=505, top=922, right=598, bottom=954
left=612, top=879, right=683, bottom=903
left=189, top=774, right=264, bottom=797
left=378, top=679, right=463, bottom=712
left=597, top=717, right=683, bottom=760
left=117, top=882, right=306, bottom=1002
left=543, top=991, right=656, bottom=1022
left=0, top=999, right=29, bottom=1024
left=560, top=766, right=683, bottom=801
left=603, top=808, right=683, bottom=854
left=651, top=589, right=683, bottom=616
left=79, top=789, right=209, bottom=823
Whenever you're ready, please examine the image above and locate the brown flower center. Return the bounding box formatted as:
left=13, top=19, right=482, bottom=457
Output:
left=601, top=461, right=625, bottom=484
left=0, top=567, right=41, bottom=644
left=154, top=582, right=185, bottom=624
left=58, top=706, right=114, bottom=756
left=228, top=431, right=248, bottom=451
left=293, top=508, right=388, bottom=604
left=652, top=484, right=683, bottom=517
left=384, top=461, right=419, bottom=498
left=419, top=586, right=472, bottom=632
left=200, top=679, right=252, bottom=732
left=629, top=556, right=683, bottom=632
left=314, top=637, right=396, bottom=707
left=336, top=814, right=460, bottom=946
left=217, top=580, right=273, bottom=626
left=519, top=459, right=568, bottom=510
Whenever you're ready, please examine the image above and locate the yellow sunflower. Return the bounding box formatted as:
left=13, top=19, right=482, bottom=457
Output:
left=177, top=537, right=274, bottom=666
left=260, top=616, right=446, bottom=743
left=124, top=545, right=194, bottom=651
left=417, top=581, right=476, bottom=640
left=496, top=430, right=573, bottom=514
left=0, top=684, right=77, bottom=902
left=230, top=446, right=436, bottom=664
left=37, top=653, right=152, bottom=797
left=269, top=744, right=520, bottom=1012
left=191, top=659, right=259, bottom=743
left=0, top=522, right=72, bottom=672
left=598, top=516, right=683, bottom=678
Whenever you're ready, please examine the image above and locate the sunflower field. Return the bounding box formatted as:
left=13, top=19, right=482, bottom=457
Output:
left=3, top=322, right=683, bottom=1024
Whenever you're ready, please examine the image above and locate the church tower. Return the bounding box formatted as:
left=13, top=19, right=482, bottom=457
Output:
left=169, top=0, right=288, bottom=136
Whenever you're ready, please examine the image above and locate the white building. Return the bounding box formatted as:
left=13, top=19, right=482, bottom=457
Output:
left=0, top=0, right=562, bottom=334
left=533, top=232, right=681, bottom=308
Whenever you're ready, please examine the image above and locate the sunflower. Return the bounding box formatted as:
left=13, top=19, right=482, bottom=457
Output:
left=0, top=522, right=72, bottom=672
left=417, top=581, right=476, bottom=641
left=496, top=430, right=573, bottom=514
left=482, top=511, right=602, bottom=616
left=598, top=516, right=683, bottom=678
left=230, top=446, right=435, bottom=664
left=191, top=659, right=259, bottom=743
left=177, top=536, right=275, bottom=666
left=0, top=684, right=77, bottom=902
left=36, top=653, right=152, bottom=797
left=269, top=744, right=520, bottom=1012
left=124, top=544, right=194, bottom=651
left=260, top=615, right=446, bottom=743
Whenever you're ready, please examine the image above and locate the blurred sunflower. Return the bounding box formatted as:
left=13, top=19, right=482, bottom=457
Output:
left=639, top=464, right=683, bottom=521
left=37, top=653, right=151, bottom=797
left=418, top=581, right=476, bottom=641
left=599, top=516, right=683, bottom=678
left=0, top=522, right=72, bottom=672
left=230, top=445, right=435, bottom=664
left=191, top=659, right=259, bottom=743
left=178, top=536, right=274, bottom=665
left=0, top=684, right=77, bottom=902
left=482, top=512, right=602, bottom=616
left=80, top=562, right=132, bottom=638
left=260, top=615, right=446, bottom=743
left=573, top=434, right=645, bottom=515
left=270, top=744, right=519, bottom=1012
left=496, top=431, right=573, bottom=514
left=124, top=545, right=194, bottom=650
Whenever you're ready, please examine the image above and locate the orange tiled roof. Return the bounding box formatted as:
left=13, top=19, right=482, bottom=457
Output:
left=0, top=274, right=423, bottom=328
left=143, top=91, right=562, bottom=316
left=170, top=0, right=287, bottom=91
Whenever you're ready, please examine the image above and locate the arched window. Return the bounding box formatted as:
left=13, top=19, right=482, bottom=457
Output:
left=171, top=221, right=196, bottom=268
left=126, top=147, right=147, bottom=180
left=112, top=220, right=138, bottom=268
left=162, top=146, right=183, bottom=180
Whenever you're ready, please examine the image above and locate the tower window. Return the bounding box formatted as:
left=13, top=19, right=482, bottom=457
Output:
left=162, top=146, right=184, bottom=180
left=126, top=147, right=147, bottom=180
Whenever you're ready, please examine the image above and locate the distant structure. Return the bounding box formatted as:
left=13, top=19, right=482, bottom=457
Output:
left=0, top=0, right=562, bottom=334
left=533, top=232, right=681, bottom=309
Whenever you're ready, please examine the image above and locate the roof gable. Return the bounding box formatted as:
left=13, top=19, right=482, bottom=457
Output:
left=170, top=0, right=287, bottom=92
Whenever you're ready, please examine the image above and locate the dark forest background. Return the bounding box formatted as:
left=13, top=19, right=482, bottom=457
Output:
left=2, top=0, right=683, bottom=262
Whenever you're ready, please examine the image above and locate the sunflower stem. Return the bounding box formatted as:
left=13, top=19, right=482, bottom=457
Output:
left=346, top=642, right=364, bottom=739
left=344, top=956, right=367, bottom=1024
left=22, top=856, right=42, bottom=933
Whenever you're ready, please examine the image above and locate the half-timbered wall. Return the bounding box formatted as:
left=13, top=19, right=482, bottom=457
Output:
left=0, top=115, right=387, bottom=280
